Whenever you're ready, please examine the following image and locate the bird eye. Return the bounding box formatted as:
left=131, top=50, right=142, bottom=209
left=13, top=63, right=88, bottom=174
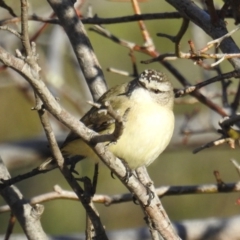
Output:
left=154, top=89, right=160, bottom=93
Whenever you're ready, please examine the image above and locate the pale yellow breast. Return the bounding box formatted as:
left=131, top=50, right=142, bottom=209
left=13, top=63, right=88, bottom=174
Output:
left=108, top=103, right=174, bottom=169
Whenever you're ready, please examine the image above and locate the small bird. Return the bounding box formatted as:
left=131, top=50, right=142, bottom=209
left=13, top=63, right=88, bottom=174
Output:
left=40, top=69, right=175, bottom=171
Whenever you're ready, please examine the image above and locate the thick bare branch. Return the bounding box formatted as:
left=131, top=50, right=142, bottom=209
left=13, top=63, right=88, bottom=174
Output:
left=47, top=0, right=107, bottom=101
left=0, top=158, right=48, bottom=240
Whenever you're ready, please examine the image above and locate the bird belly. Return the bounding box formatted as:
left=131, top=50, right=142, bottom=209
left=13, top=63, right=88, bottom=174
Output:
left=108, top=104, right=174, bottom=169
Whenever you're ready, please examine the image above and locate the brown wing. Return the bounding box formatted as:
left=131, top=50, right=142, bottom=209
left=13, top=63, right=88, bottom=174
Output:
left=60, top=82, right=130, bottom=149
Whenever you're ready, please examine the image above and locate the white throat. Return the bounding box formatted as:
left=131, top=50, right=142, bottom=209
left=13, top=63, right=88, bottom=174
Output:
left=130, top=87, right=154, bottom=103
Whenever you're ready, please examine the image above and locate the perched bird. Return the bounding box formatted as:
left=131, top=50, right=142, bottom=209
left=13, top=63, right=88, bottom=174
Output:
left=40, top=69, right=175, bottom=171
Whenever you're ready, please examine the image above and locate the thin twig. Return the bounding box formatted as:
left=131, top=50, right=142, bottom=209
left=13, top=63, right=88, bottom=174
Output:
left=0, top=0, right=17, bottom=17
left=203, top=24, right=240, bottom=50
left=107, top=67, right=136, bottom=77
left=231, top=80, right=240, bottom=112
left=155, top=18, right=189, bottom=59
left=175, top=71, right=239, bottom=98
left=0, top=12, right=182, bottom=26
left=175, top=18, right=189, bottom=57
left=205, top=0, right=219, bottom=25
left=131, top=0, right=154, bottom=50
left=2, top=180, right=240, bottom=214
left=129, top=50, right=138, bottom=76
left=193, top=136, right=235, bottom=154
left=0, top=26, right=21, bottom=38
left=231, top=159, right=240, bottom=177
left=4, top=214, right=16, bottom=240
left=20, top=0, right=32, bottom=58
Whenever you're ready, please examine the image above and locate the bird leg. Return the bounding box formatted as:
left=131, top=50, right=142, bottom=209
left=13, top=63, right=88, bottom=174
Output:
left=135, top=167, right=155, bottom=206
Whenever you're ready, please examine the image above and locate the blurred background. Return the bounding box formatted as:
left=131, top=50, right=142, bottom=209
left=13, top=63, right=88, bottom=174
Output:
left=0, top=0, right=240, bottom=237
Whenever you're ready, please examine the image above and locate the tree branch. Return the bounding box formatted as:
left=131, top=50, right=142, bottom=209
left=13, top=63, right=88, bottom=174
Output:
left=166, top=0, right=240, bottom=70
left=0, top=157, right=48, bottom=240
left=47, top=0, right=107, bottom=101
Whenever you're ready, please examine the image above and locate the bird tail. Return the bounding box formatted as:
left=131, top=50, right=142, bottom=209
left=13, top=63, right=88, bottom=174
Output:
left=38, top=156, right=57, bottom=171
left=38, top=155, right=85, bottom=172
